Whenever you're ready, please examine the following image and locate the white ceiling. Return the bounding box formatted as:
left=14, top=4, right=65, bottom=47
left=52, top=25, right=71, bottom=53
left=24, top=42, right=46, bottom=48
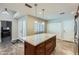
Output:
left=0, top=3, right=78, bottom=20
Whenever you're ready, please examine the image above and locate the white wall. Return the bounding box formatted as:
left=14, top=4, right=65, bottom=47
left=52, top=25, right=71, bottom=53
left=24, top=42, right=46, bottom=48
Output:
left=12, top=19, right=18, bottom=41
left=62, top=20, right=74, bottom=42
left=47, top=18, right=74, bottom=42
left=47, top=22, right=62, bottom=39
left=18, top=16, right=27, bottom=40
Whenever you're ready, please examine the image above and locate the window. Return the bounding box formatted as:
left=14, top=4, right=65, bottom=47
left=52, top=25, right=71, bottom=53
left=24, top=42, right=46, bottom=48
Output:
left=34, top=21, right=45, bottom=33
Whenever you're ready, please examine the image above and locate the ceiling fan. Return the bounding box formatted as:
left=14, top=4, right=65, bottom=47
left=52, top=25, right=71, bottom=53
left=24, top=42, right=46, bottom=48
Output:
left=25, top=3, right=32, bottom=8
left=58, top=11, right=65, bottom=15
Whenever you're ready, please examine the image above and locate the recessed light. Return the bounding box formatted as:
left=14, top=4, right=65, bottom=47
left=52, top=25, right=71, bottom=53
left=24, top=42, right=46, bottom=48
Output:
left=35, top=21, right=38, bottom=23
left=71, top=12, right=74, bottom=14
left=39, top=12, right=42, bottom=14
left=71, top=11, right=76, bottom=14
left=78, top=10, right=79, bottom=13
left=42, top=22, right=45, bottom=25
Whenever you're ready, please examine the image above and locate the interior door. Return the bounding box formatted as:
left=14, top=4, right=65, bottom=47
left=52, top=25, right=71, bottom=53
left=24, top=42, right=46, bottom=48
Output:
left=62, top=20, right=74, bottom=42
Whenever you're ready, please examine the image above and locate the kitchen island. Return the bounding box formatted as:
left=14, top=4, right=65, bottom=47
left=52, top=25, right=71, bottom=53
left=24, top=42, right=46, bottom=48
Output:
left=24, top=33, right=56, bottom=55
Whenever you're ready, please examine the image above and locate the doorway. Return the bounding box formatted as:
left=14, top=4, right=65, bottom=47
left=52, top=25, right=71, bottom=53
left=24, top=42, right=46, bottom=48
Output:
left=1, top=21, right=12, bottom=43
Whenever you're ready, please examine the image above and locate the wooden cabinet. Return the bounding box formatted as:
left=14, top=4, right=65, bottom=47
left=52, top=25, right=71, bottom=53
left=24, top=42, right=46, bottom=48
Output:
left=36, top=43, right=45, bottom=55
left=24, top=42, right=36, bottom=55
left=46, top=36, right=56, bottom=55
left=24, top=36, right=56, bottom=55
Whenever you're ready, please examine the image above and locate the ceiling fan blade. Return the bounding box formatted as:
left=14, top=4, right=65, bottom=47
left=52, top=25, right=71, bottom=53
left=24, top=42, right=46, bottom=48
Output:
left=25, top=3, right=32, bottom=8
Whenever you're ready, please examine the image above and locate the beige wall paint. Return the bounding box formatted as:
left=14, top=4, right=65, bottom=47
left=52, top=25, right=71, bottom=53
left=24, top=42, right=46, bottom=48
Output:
left=27, top=15, right=48, bottom=36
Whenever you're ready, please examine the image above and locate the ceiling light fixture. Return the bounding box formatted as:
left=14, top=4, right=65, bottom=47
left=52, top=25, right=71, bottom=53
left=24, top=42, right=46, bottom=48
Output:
left=71, top=11, right=74, bottom=14
left=35, top=21, right=38, bottom=23
left=39, top=12, right=42, bottom=14
left=5, top=8, right=7, bottom=11
left=78, top=10, right=79, bottom=13
left=42, top=22, right=45, bottom=25
left=34, top=4, right=37, bottom=17
left=2, top=8, right=9, bottom=15
left=42, top=9, right=45, bottom=19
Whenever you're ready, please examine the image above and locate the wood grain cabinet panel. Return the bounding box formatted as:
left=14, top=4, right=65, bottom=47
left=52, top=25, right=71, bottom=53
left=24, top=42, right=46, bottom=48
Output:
left=24, top=42, right=36, bottom=55
left=24, top=36, right=56, bottom=55
left=36, top=43, right=45, bottom=55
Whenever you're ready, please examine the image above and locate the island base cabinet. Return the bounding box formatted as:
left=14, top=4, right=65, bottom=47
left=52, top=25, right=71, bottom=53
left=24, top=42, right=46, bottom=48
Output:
left=46, top=36, right=56, bottom=55
left=36, top=43, right=45, bottom=55
left=24, top=42, right=36, bottom=55
left=24, top=36, right=56, bottom=55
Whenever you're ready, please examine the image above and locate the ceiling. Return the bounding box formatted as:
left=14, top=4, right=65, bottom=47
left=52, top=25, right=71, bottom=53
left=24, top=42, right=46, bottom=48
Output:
left=0, top=3, right=78, bottom=20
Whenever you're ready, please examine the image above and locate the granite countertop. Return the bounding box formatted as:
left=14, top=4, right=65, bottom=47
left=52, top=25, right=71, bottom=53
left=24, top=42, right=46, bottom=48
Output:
left=23, top=33, right=56, bottom=46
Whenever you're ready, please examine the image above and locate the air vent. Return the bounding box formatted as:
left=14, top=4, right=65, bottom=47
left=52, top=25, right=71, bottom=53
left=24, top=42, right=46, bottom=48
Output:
left=59, top=12, right=65, bottom=15
left=5, top=8, right=7, bottom=11
left=25, top=3, right=32, bottom=8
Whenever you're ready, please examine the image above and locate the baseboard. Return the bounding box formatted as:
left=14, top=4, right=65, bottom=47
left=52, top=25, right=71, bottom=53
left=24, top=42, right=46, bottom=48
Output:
left=57, top=39, right=74, bottom=43
left=11, top=38, right=18, bottom=42
left=63, top=40, right=74, bottom=43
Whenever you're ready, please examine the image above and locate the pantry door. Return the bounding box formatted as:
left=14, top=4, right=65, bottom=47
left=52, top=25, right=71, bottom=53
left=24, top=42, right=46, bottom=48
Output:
left=62, top=20, right=74, bottom=42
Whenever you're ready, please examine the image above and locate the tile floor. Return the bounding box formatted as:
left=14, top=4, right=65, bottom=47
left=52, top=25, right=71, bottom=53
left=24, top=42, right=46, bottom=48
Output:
left=0, top=42, right=24, bottom=55
left=0, top=39, right=75, bottom=55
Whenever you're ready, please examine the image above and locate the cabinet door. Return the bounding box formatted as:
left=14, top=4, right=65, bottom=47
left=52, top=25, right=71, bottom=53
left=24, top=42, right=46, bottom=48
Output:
left=36, top=43, right=45, bottom=55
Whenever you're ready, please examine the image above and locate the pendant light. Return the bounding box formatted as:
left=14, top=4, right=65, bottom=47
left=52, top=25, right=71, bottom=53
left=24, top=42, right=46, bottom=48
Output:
left=42, top=9, right=45, bottom=19
left=34, top=4, right=37, bottom=17
left=5, top=8, right=7, bottom=11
